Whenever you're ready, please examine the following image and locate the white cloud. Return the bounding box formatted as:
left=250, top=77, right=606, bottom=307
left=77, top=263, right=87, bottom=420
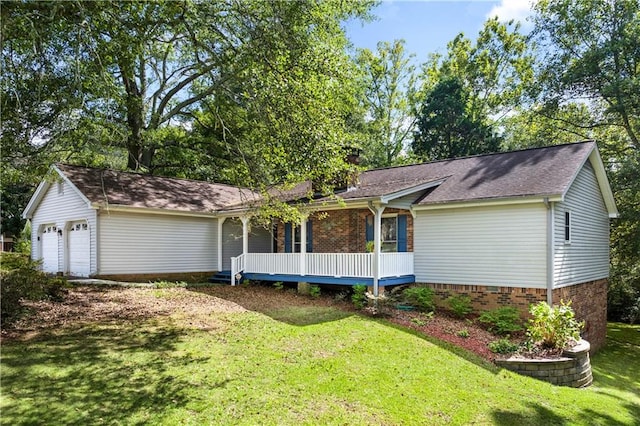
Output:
left=487, top=0, right=535, bottom=23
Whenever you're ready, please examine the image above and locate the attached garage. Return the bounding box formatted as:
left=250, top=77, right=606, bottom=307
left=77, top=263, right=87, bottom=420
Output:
left=67, top=221, right=90, bottom=276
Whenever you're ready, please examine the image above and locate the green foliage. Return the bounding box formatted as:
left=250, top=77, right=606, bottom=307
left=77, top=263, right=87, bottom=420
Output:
left=152, top=281, right=188, bottom=289
left=456, top=329, right=470, bottom=338
left=447, top=294, right=473, bottom=318
left=356, top=39, right=417, bottom=167
left=0, top=253, right=69, bottom=324
left=13, top=220, right=32, bottom=255
left=309, top=285, right=321, bottom=299
left=273, top=281, right=284, bottom=291
left=402, top=286, right=435, bottom=312
left=351, top=284, right=368, bottom=310
left=412, top=77, right=501, bottom=161
left=527, top=301, right=583, bottom=349
left=478, top=307, right=523, bottom=335
left=488, top=338, right=519, bottom=354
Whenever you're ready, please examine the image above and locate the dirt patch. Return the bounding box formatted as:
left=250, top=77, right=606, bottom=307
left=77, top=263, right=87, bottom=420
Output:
left=2, top=284, right=505, bottom=362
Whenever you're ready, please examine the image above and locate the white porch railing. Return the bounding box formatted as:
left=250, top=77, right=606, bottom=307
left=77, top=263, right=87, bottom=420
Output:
left=231, top=252, right=413, bottom=282
left=380, top=252, right=414, bottom=277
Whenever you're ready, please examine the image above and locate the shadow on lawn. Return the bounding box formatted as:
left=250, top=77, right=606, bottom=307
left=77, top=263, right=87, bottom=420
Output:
left=1, top=323, right=214, bottom=426
left=189, top=285, right=354, bottom=326
left=492, top=401, right=640, bottom=426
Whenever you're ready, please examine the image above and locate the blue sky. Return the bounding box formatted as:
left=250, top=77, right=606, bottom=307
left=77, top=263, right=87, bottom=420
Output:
left=345, top=0, right=535, bottom=63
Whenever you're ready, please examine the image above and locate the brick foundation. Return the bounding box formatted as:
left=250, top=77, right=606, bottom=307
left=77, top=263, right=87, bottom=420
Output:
left=418, top=278, right=608, bottom=352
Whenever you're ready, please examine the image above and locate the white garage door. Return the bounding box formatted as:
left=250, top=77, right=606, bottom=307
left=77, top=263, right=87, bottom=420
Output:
left=68, top=221, right=90, bottom=277
left=41, top=225, right=58, bottom=273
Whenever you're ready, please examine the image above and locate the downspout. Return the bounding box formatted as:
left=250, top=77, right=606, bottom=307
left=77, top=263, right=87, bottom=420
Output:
left=544, top=198, right=554, bottom=305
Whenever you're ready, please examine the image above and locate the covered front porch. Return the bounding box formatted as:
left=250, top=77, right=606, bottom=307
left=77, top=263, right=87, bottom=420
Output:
left=231, top=252, right=415, bottom=287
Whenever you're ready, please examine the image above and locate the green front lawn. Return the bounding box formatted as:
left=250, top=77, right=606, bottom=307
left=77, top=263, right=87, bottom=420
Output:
left=1, top=288, right=638, bottom=425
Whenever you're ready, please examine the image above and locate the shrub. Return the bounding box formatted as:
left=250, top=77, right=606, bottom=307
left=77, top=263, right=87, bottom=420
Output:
left=402, top=286, right=436, bottom=312
left=488, top=338, right=519, bottom=354
left=478, top=306, right=523, bottom=335
left=309, top=285, right=321, bottom=298
left=456, top=329, right=470, bottom=338
left=527, top=300, right=583, bottom=349
left=0, top=253, right=69, bottom=324
left=447, top=294, right=473, bottom=317
left=273, top=281, right=284, bottom=291
left=352, top=284, right=368, bottom=309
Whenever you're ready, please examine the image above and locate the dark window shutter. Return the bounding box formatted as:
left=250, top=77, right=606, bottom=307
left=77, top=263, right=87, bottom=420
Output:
left=306, top=220, right=313, bottom=253
left=397, top=215, right=407, bottom=252
left=284, top=223, right=292, bottom=253
left=365, top=215, right=374, bottom=243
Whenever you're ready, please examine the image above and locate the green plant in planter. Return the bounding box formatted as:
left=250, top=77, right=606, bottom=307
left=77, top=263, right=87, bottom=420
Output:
left=527, top=300, right=583, bottom=349
left=447, top=294, right=473, bottom=317
left=488, top=338, right=519, bottom=354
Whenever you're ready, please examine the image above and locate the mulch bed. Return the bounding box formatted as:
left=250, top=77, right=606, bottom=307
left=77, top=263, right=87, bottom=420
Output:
left=2, top=284, right=513, bottom=362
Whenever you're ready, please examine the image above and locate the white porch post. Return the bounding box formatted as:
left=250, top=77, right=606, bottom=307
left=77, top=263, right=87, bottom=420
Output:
left=299, top=214, right=308, bottom=276
left=370, top=203, right=386, bottom=297
left=240, top=216, right=250, bottom=256
left=217, top=217, right=226, bottom=272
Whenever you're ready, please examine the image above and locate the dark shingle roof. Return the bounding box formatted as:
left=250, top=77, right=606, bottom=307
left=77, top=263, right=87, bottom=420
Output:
left=56, top=164, right=260, bottom=213
left=278, top=141, right=596, bottom=205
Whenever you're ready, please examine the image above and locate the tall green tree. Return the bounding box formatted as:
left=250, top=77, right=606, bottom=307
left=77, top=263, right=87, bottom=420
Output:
left=419, top=18, right=534, bottom=127
left=533, top=0, right=640, bottom=148
left=1, top=0, right=374, bottom=232
left=356, top=40, right=417, bottom=167
left=412, top=77, right=500, bottom=160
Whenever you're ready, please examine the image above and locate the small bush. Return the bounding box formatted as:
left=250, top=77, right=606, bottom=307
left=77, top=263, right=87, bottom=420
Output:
left=0, top=253, right=69, bottom=324
left=352, top=284, right=368, bottom=309
left=273, top=281, right=284, bottom=291
left=402, top=286, right=435, bottom=312
left=456, top=329, right=470, bottom=338
left=527, top=300, right=583, bottom=349
left=478, top=306, right=523, bottom=335
left=309, top=285, right=321, bottom=298
left=488, top=338, right=519, bottom=354
left=447, top=294, right=473, bottom=317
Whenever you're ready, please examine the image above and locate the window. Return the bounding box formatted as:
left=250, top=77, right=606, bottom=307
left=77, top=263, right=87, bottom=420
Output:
left=293, top=225, right=302, bottom=253
left=564, top=211, right=571, bottom=243
left=381, top=216, right=397, bottom=252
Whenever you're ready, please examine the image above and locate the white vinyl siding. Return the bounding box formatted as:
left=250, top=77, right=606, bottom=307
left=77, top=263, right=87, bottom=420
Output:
left=414, top=203, right=547, bottom=288
left=554, top=162, right=610, bottom=287
left=98, top=212, right=217, bottom=274
left=30, top=181, right=97, bottom=275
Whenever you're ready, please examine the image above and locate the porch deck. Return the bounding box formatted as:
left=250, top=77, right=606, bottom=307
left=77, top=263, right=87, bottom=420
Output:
left=230, top=252, right=415, bottom=287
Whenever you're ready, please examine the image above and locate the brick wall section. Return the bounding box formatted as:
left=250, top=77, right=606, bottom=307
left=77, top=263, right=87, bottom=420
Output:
left=419, top=279, right=608, bottom=352
left=275, top=208, right=413, bottom=253
left=552, top=279, right=608, bottom=352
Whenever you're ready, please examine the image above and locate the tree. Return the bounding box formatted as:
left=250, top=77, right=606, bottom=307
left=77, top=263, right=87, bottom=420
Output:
left=418, top=18, right=534, bottom=129
left=412, top=77, right=500, bottom=160
left=356, top=40, right=417, bottom=167
left=532, top=0, right=640, bottom=148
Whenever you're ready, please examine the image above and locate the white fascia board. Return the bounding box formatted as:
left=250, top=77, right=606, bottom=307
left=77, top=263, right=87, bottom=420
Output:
left=22, top=165, right=92, bottom=218
left=379, top=179, right=447, bottom=204
left=95, top=204, right=218, bottom=219
left=411, top=195, right=561, bottom=211
left=589, top=148, right=619, bottom=218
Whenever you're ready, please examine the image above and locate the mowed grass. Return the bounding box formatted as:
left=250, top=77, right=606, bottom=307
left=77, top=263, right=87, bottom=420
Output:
left=1, top=290, right=639, bottom=425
